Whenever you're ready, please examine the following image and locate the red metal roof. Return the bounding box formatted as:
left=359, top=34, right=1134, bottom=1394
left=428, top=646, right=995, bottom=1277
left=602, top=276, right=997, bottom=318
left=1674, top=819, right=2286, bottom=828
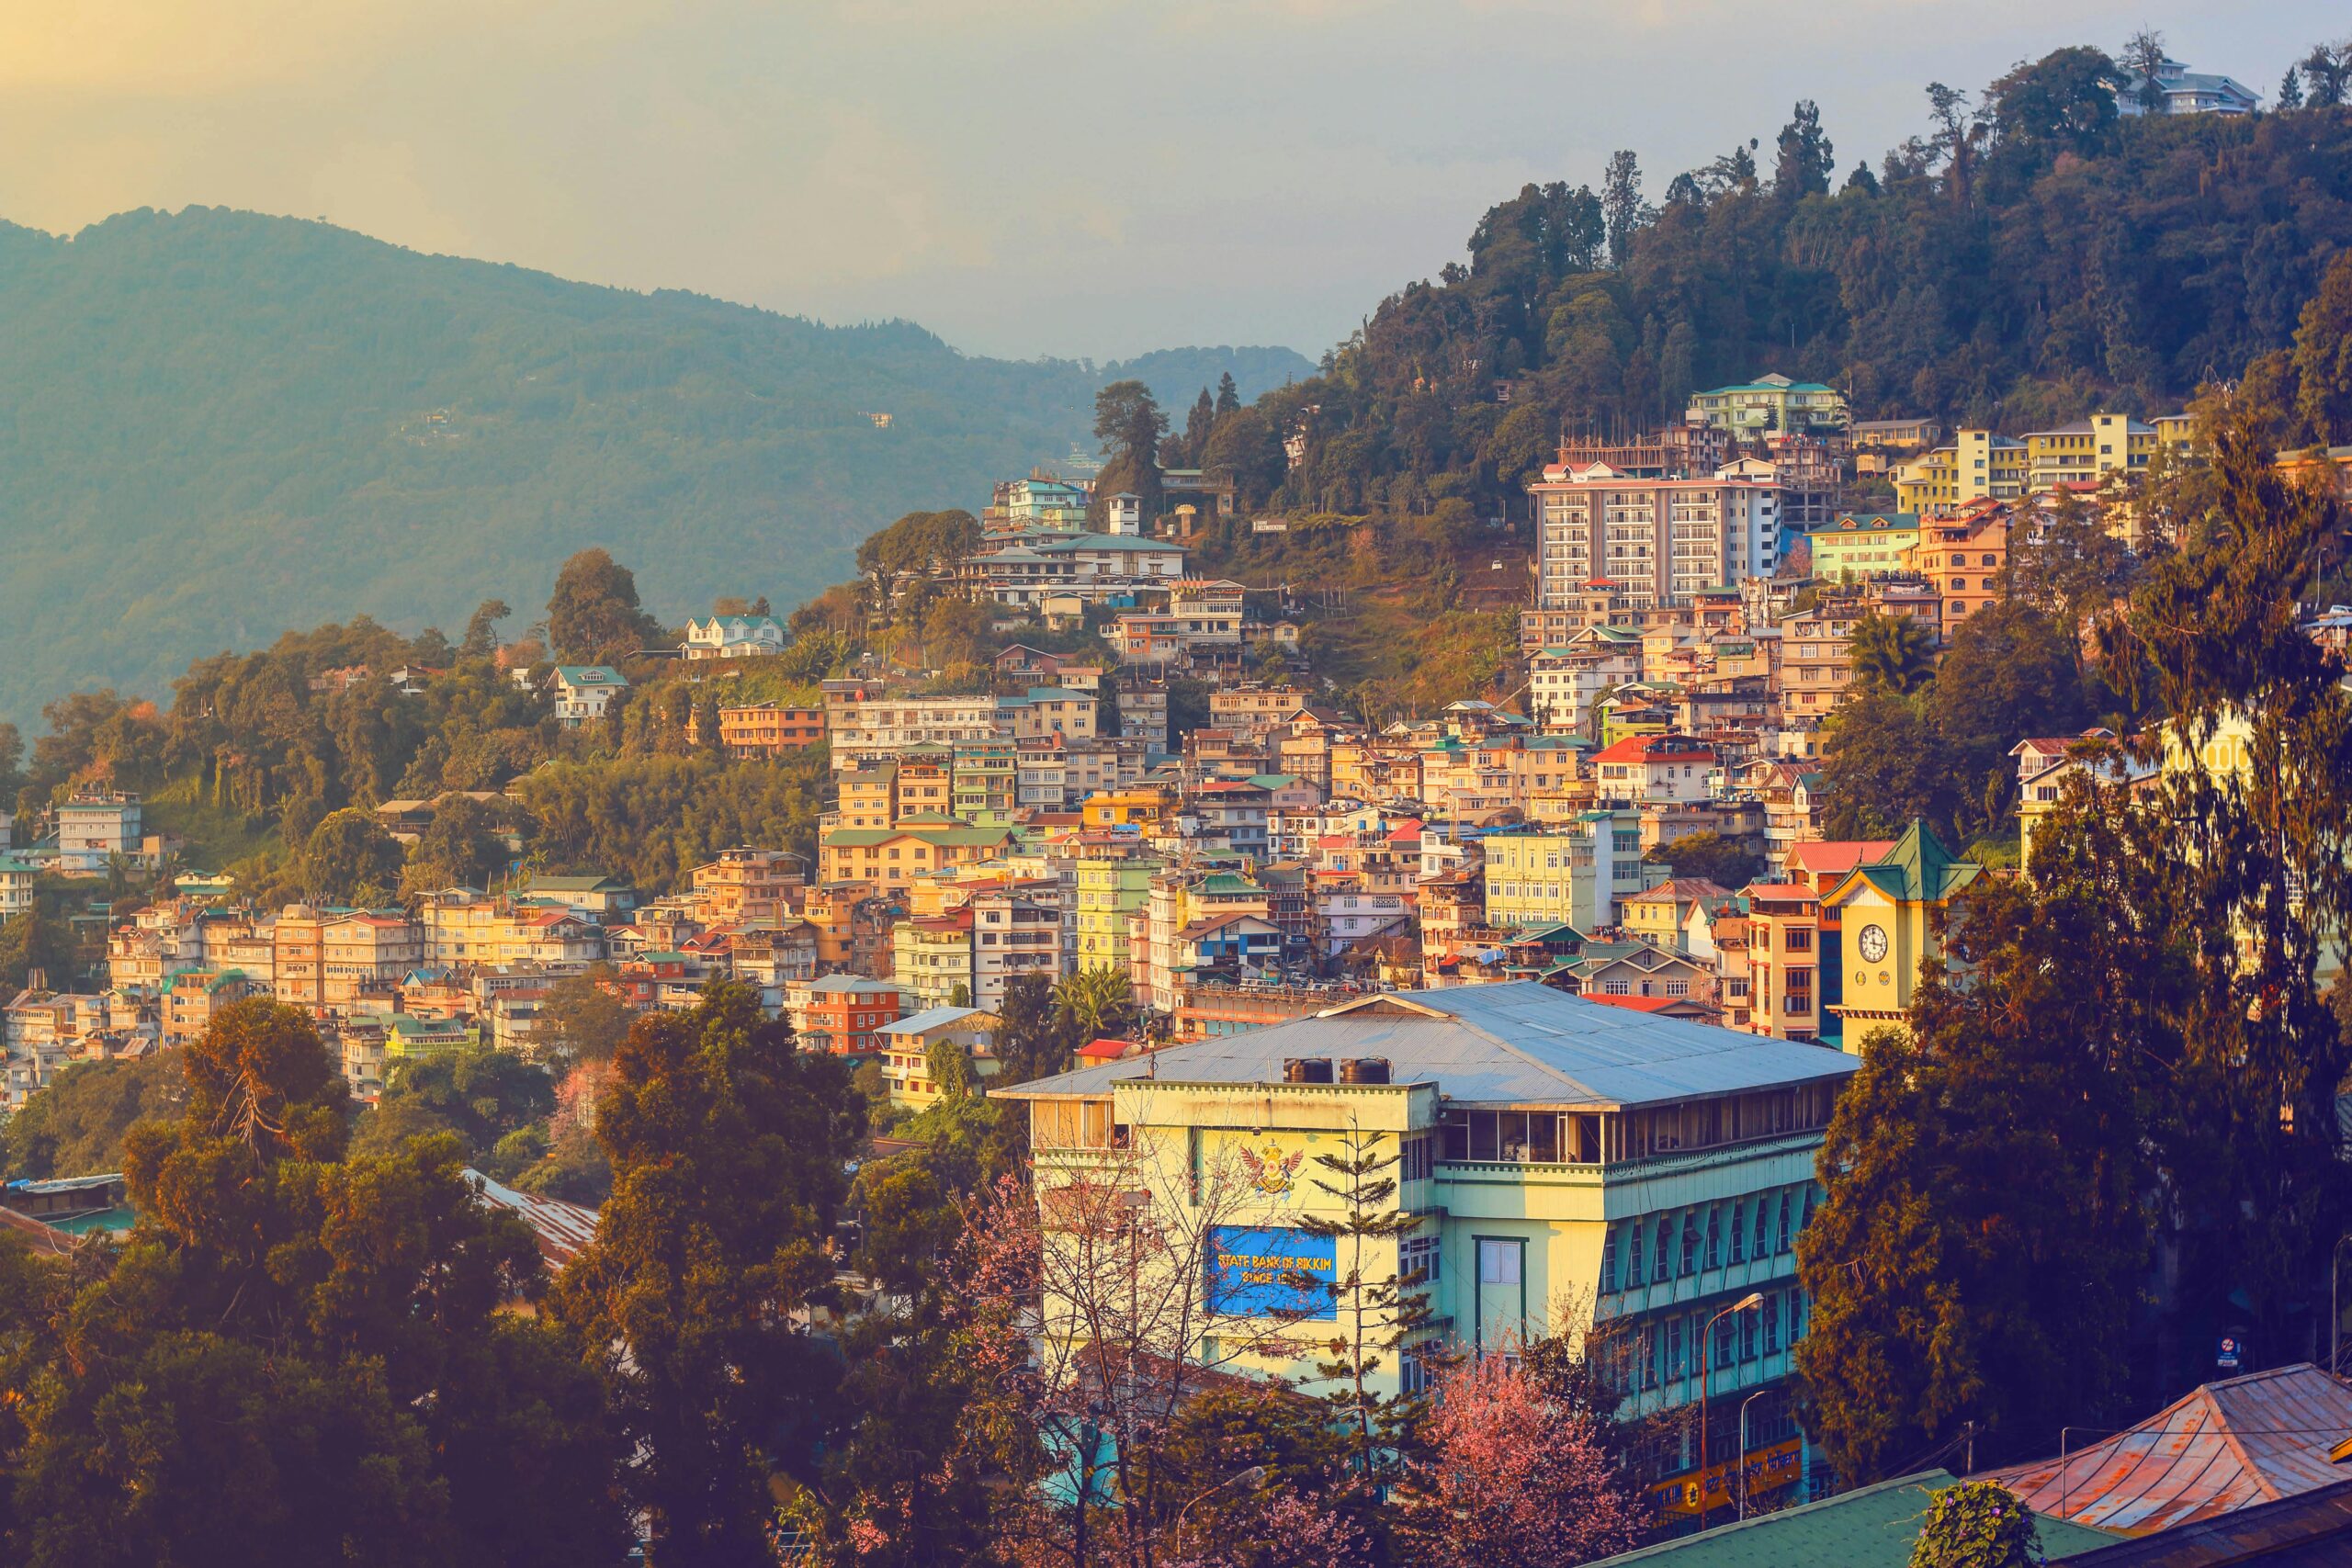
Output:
left=1980, top=1364, right=2352, bottom=1536
left=465, top=1168, right=600, bottom=1270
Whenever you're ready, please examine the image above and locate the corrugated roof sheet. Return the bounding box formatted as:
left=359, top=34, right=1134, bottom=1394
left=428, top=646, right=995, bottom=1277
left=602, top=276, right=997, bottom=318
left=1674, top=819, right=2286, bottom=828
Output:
left=992, top=981, right=1855, bottom=1109
left=465, top=1168, right=600, bottom=1270
left=1980, top=1364, right=2352, bottom=1536
left=1592, top=1470, right=2115, bottom=1566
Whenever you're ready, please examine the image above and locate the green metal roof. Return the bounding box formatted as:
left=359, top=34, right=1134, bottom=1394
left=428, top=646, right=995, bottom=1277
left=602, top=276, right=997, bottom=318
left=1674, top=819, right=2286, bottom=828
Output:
left=1851, top=819, right=1982, bottom=903
left=1590, top=1471, right=2114, bottom=1566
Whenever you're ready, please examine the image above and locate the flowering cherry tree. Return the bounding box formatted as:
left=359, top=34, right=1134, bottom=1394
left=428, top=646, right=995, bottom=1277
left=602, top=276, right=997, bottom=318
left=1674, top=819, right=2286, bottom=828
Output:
left=1392, top=1352, right=1649, bottom=1568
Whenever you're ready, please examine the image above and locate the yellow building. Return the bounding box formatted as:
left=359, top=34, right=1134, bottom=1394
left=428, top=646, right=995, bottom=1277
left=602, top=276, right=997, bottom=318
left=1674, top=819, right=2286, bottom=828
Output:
left=1621, top=879, right=1732, bottom=954
left=838, top=762, right=898, bottom=830
left=1894, top=431, right=2028, bottom=515
left=876, top=1004, right=1001, bottom=1109
left=993, top=984, right=1852, bottom=1515
left=1482, top=812, right=1666, bottom=932
left=817, top=824, right=1018, bottom=892
left=1806, top=513, right=1920, bottom=582
left=1816, top=821, right=1981, bottom=1043
left=2023, top=413, right=2157, bottom=490
left=1080, top=785, right=1175, bottom=830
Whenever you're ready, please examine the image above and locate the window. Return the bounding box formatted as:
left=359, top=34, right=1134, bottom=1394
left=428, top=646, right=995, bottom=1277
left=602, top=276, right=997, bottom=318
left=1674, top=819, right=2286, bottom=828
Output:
left=1666, top=1314, right=1687, bottom=1379
left=1402, top=1234, right=1442, bottom=1285
left=1753, top=1199, right=1770, bottom=1259
left=1399, top=1134, right=1434, bottom=1183
left=1704, top=1207, right=1721, bottom=1269
left=1783, top=927, right=1812, bottom=952
left=1599, top=1228, right=1618, bottom=1293
left=1626, top=1222, right=1645, bottom=1286
left=1679, top=1213, right=1698, bottom=1276
left=1728, top=1201, right=1746, bottom=1264
left=1603, top=978, right=1631, bottom=996
left=1653, top=1219, right=1671, bottom=1281
left=1762, top=1293, right=1781, bottom=1354
left=1776, top=1192, right=1792, bottom=1254
left=1400, top=1350, right=1430, bottom=1395
left=1741, top=1309, right=1760, bottom=1362
left=1801, top=1186, right=1817, bottom=1233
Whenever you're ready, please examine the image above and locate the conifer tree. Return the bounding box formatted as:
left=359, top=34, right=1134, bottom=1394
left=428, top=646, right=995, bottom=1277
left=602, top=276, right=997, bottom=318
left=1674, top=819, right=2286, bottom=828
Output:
left=1295, top=1123, right=1442, bottom=1476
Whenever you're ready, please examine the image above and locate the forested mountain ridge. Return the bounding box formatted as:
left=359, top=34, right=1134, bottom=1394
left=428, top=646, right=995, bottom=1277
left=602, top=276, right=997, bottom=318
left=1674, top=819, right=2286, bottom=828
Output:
left=0, top=205, right=1308, bottom=727
left=1225, top=63, right=2352, bottom=520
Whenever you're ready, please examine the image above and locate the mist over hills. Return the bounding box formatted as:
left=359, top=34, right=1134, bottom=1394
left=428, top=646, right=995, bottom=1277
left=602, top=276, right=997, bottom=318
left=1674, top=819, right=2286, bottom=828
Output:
left=0, top=206, right=1310, bottom=727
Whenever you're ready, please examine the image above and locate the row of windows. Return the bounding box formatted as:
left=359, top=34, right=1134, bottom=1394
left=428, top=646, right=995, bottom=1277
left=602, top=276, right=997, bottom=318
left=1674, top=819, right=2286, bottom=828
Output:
left=1597, top=1286, right=1809, bottom=1395
left=1600, top=1185, right=1818, bottom=1293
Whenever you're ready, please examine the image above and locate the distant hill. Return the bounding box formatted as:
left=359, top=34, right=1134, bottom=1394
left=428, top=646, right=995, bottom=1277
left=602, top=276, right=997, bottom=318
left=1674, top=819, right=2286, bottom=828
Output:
left=0, top=207, right=1311, bottom=727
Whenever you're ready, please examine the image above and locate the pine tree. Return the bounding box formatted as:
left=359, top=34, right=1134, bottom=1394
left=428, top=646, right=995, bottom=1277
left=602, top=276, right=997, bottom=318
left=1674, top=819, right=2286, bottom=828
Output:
left=1295, top=1123, right=1442, bottom=1477
left=1215, top=370, right=1242, bottom=416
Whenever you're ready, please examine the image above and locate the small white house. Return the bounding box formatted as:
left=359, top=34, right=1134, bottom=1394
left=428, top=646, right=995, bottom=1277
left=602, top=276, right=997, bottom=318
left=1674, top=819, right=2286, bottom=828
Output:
left=548, top=666, right=629, bottom=728
left=683, top=615, right=787, bottom=660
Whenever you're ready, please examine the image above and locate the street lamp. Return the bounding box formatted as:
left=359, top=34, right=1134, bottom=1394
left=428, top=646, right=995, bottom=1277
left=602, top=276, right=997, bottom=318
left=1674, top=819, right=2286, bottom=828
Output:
left=1737, top=1388, right=1771, bottom=1520
left=2334, top=1235, right=2352, bottom=1375
left=1173, top=1465, right=1270, bottom=1538
left=1698, top=1292, right=1767, bottom=1531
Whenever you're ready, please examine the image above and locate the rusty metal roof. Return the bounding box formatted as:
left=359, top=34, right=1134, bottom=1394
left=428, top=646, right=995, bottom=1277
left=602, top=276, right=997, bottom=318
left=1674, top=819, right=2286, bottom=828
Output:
left=463, top=1168, right=600, bottom=1271
left=1981, top=1364, right=2352, bottom=1536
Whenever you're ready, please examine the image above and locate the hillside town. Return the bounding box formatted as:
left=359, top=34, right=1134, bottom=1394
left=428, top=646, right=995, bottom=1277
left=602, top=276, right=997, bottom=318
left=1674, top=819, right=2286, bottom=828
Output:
left=11, top=26, right=2352, bottom=1566
left=3, top=353, right=2348, bottom=1550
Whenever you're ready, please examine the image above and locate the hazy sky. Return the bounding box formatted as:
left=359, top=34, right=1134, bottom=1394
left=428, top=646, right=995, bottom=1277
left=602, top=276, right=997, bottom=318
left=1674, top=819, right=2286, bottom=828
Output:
left=5, top=2, right=2338, bottom=362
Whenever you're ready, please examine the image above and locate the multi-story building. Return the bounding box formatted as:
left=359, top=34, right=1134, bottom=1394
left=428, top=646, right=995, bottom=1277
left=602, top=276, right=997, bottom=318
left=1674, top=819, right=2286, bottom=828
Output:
left=1132, top=869, right=1274, bottom=1012
left=969, top=889, right=1064, bottom=1008
left=892, top=909, right=975, bottom=1012
left=548, top=666, right=629, bottom=728
left=416, top=890, right=607, bottom=969
left=877, top=1004, right=1003, bottom=1107
left=892, top=745, right=956, bottom=820
left=837, top=761, right=898, bottom=829
left=1911, top=503, right=2009, bottom=636
left=787, top=974, right=905, bottom=1056
left=999, top=687, right=1101, bottom=742
left=1591, top=735, right=1716, bottom=807
left=1683, top=373, right=1851, bottom=437
left=825, top=694, right=1001, bottom=771
left=1168, top=579, right=1247, bottom=646
left=2022, top=414, right=2157, bottom=489
left=1076, top=853, right=1161, bottom=973
left=994, top=983, right=1853, bottom=1513
left=682, top=614, right=787, bottom=660
left=1736, top=840, right=1892, bottom=1044
left=964, top=530, right=1187, bottom=604
left=1818, top=821, right=1983, bottom=1043
left=163, top=969, right=264, bottom=1048
left=1778, top=585, right=1940, bottom=719
left=1481, top=812, right=1665, bottom=931
left=1806, top=513, right=1920, bottom=582
left=2112, top=56, right=2260, bottom=117
left=1530, top=465, right=1782, bottom=613
left=320, top=913, right=425, bottom=1008
left=689, top=848, right=805, bottom=925
left=817, top=823, right=1018, bottom=892
left=707, top=703, right=827, bottom=757
left=1894, top=431, right=2027, bottom=515
left=953, top=740, right=1020, bottom=820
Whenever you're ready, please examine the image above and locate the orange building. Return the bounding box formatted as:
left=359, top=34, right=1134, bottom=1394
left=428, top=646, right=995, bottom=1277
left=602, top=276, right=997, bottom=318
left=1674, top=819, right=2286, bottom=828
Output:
left=1911, top=501, right=2009, bottom=637
left=1739, top=840, right=1894, bottom=1043
left=707, top=703, right=827, bottom=758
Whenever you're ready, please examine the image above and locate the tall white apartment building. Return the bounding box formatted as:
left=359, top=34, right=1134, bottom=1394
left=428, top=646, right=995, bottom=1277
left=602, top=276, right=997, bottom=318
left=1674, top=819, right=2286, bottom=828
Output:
left=1530, top=462, right=1781, bottom=612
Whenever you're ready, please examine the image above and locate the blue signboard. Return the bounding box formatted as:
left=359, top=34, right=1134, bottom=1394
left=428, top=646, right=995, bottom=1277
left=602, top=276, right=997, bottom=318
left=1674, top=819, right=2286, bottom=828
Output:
left=1204, top=1226, right=1338, bottom=1320
left=2216, top=1335, right=2244, bottom=1371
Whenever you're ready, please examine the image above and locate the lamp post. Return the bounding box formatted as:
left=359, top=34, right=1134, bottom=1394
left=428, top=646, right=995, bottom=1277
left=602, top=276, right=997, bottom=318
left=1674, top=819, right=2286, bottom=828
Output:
left=1737, top=1388, right=1772, bottom=1519
left=2333, top=1235, right=2352, bottom=1375
left=1173, top=1464, right=1270, bottom=1538
left=1698, top=1292, right=1767, bottom=1530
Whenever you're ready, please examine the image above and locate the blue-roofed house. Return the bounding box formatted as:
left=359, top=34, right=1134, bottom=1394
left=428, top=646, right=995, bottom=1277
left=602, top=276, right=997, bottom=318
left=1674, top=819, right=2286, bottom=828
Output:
left=992, top=980, right=1856, bottom=1518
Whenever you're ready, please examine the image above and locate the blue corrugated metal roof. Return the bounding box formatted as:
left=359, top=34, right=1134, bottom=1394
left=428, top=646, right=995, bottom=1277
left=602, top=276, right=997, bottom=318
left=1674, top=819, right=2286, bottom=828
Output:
left=994, top=981, right=1854, bottom=1109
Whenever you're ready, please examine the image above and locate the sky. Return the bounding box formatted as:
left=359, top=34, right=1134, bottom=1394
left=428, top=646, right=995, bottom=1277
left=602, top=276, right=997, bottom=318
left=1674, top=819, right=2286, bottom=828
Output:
left=3, top=2, right=2340, bottom=364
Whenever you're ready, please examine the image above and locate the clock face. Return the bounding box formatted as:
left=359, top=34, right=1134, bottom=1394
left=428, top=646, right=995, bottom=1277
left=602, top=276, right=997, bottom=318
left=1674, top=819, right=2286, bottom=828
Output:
left=1857, top=923, right=1890, bottom=964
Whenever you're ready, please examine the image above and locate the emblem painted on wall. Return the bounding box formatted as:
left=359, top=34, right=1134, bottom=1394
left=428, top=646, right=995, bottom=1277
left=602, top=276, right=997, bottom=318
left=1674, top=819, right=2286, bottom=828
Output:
left=1238, top=1142, right=1306, bottom=1197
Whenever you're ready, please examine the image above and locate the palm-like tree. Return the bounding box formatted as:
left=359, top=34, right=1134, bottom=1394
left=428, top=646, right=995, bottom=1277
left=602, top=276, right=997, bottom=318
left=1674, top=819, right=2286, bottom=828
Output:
left=1053, top=965, right=1136, bottom=1039
left=1849, top=612, right=1939, bottom=695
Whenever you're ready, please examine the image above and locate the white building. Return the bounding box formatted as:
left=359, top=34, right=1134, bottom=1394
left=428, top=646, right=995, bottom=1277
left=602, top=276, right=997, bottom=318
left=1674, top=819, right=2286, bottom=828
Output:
left=548, top=666, right=629, bottom=728
left=683, top=615, right=787, bottom=660
left=1529, top=464, right=1781, bottom=613
left=2115, top=58, right=2260, bottom=117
